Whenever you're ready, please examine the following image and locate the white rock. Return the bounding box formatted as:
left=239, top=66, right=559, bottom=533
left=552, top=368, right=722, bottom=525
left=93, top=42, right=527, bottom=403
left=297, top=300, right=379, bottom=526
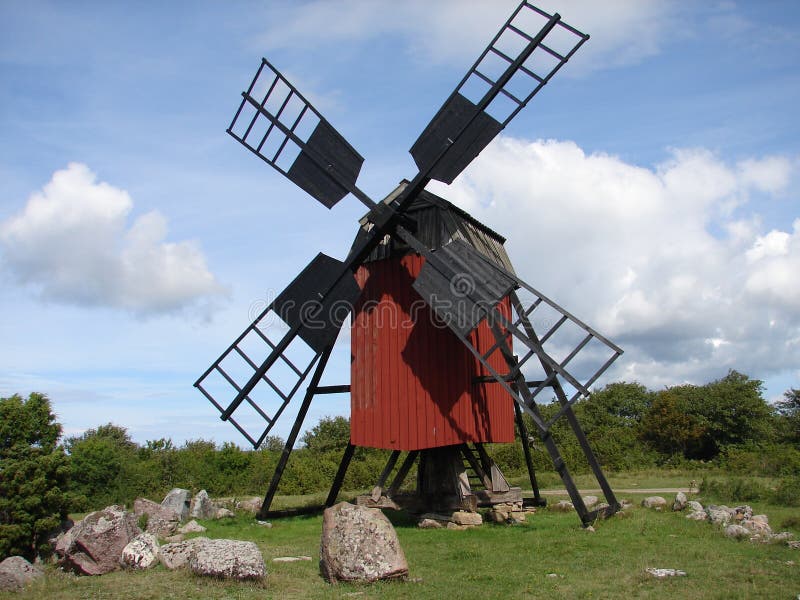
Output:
left=582, top=495, right=598, bottom=509
left=178, top=520, right=207, bottom=534
left=159, top=537, right=209, bottom=570
left=724, top=524, right=751, bottom=540
left=452, top=511, right=482, bottom=526
left=189, top=539, right=266, bottom=580
left=686, top=501, right=704, bottom=512
left=646, top=568, right=686, bottom=578
left=672, top=491, right=687, bottom=511
left=641, top=496, right=667, bottom=509
left=215, top=508, right=235, bottom=519
left=120, top=533, right=160, bottom=569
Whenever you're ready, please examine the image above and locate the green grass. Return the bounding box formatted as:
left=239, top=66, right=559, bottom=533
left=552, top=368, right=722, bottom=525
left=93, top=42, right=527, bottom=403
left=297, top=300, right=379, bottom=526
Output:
left=8, top=494, right=800, bottom=600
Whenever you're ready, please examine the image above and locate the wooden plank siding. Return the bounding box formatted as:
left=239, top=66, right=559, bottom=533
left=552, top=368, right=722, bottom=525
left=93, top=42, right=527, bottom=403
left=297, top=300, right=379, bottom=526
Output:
left=350, top=254, right=515, bottom=451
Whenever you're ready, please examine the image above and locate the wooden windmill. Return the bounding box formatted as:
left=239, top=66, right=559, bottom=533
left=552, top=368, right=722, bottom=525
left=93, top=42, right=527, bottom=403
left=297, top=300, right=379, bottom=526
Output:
left=196, top=1, right=623, bottom=526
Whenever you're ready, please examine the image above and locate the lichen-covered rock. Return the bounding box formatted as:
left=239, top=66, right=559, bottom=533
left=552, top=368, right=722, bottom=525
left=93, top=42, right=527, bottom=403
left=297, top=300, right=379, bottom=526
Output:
left=178, top=520, right=207, bottom=534
left=452, top=511, right=482, bottom=526
left=133, top=498, right=179, bottom=537
left=189, top=490, right=217, bottom=520
left=551, top=500, right=574, bottom=512
left=320, top=502, right=408, bottom=583
left=641, top=496, right=667, bottom=509
left=417, top=518, right=444, bottom=529
left=189, top=539, right=266, bottom=580
left=686, top=500, right=704, bottom=512
left=706, top=506, right=732, bottom=526
left=55, top=505, right=140, bottom=575
left=161, top=489, right=191, bottom=522
left=686, top=510, right=708, bottom=521
left=0, top=556, right=42, bottom=592
left=724, top=524, right=751, bottom=540
left=159, top=537, right=209, bottom=570
left=120, top=533, right=160, bottom=569
left=672, top=492, right=687, bottom=511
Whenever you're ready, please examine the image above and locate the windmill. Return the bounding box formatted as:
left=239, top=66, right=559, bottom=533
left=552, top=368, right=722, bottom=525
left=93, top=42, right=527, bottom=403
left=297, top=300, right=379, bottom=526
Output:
left=196, top=1, right=623, bottom=526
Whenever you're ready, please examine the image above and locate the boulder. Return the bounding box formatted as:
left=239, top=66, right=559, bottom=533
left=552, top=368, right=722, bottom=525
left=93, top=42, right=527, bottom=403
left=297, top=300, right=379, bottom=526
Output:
left=120, top=533, right=160, bottom=569
left=741, top=518, right=772, bottom=536
left=641, top=496, right=667, bottom=509
left=706, top=506, right=732, bottom=526
left=236, top=498, right=262, bottom=514
left=215, top=507, right=235, bottom=519
left=161, top=489, right=191, bottom=522
left=582, top=496, right=599, bottom=509
left=672, top=492, right=687, bottom=511
left=0, top=556, right=42, bottom=592
left=725, top=524, right=751, bottom=540
left=55, top=505, right=140, bottom=575
left=452, top=511, right=482, bottom=526
left=686, top=500, right=704, bottom=512
left=178, top=520, right=207, bottom=534
left=189, top=539, right=266, bottom=580
left=417, top=518, right=444, bottom=529
left=159, top=537, right=209, bottom=570
left=551, top=500, right=574, bottom=512
left=189, top=490, right=217, bottom=520
left=732, top=505, right=753, bottom=521
left=319, top=502, right=408, bottom=583
left=686, top=511, right=708, bottom=521
left=133, top=498, right=179, bottom=537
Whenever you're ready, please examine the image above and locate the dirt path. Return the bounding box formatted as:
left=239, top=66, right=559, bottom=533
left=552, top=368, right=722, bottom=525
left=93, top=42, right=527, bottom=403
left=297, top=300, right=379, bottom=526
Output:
left=537, top=487, right=692, bottom=496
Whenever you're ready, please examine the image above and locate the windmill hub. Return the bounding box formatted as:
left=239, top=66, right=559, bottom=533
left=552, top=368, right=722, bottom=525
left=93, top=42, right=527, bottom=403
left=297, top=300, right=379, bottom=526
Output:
left=196, top=1, right=624, bottom=527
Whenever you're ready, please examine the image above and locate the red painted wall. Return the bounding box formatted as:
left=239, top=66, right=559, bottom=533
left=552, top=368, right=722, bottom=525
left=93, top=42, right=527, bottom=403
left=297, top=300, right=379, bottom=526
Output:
left=350, top=253, right=515, bottom=451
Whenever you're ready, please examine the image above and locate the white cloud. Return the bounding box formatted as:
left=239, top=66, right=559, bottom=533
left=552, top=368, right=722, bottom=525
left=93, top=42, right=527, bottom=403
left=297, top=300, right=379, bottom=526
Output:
left=258, top=0, right=679, bottom=73
left=0, top=163, right=227, bottom=316
left=429, top=138, right=800, bottom=388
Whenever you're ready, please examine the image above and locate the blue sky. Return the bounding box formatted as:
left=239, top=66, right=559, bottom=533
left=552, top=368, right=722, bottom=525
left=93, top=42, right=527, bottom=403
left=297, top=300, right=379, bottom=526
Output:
left=1, top=0, right=798, bottom=446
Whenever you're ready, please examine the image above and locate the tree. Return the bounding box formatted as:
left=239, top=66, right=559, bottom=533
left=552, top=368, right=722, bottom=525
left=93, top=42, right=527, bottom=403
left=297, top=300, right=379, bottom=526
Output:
left=301, top=416, right=350, bottom=453
left=65, top=423, right=140, bottom=509
left=0, top=393, right=70, bottom=561
left=775, top=388, right=800, bottom=443
left=640, top=390, right=705, bottom=457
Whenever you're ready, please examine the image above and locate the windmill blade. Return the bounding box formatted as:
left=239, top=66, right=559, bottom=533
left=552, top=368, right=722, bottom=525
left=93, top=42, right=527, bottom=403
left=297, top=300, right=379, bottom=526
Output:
left=195, top=253, right=361, bottom=447
left=228, top=59, right=365, bottom=209
left=395, top=228, right=621, bottom=432
left=410, top=2, right=589, bottom=184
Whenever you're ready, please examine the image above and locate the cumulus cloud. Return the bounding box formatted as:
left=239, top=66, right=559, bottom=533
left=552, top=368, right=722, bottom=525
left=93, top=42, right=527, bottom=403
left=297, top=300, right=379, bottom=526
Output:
left=258, top=0, right=679, bottom=73
left=0, top=163, right=227, bottom=316
left=429, top=138, right=799, bottom=388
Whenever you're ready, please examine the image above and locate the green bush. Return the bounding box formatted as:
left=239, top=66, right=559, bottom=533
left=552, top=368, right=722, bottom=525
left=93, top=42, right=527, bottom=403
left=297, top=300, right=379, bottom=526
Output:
left=700, top=476, right=771, bottom=503
left=772, top=477, right=800, bottom=507
left=0, top=393, right=71, bottom=561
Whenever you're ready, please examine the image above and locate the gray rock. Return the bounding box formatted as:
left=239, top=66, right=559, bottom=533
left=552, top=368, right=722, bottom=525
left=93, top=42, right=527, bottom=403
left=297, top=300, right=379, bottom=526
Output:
left=189, top=539, right=266, bottom=580
left=732, top=505, right=753, bottom=521
left=235, top=498, right=262, bottom=514
left=164, top=534, right=185, bottom=544
left=741, top=518, right=772, bottom=536
left=686, top=500, right=704, bottom=512
left=159, top=537, right=209, bottom=570
left=446, top=522, right=470, bottom=530
left=724, top=524, right=751, bottom=540
left=551, top=500, right=574, bottom=512
left=417, top=518, right=444, bottom=529
left=646, top=567, right=686, bottom=578
left=55, top=505, right=141, bottom=575
left=120, top=533, right=160, bottom=569
left=582, top=495, right=599, bottom=509
left=215, top=508, right=235, bottom=519
left=686, top=510, right=708, bottom=521
left=320, top=502, right=408, bottom=583
left=189, top=490, right=217, bottom=520
left=452, top=511, right=482, bottom=526
left=178, top=520, right=207, bottom=534
left=772, top=532, right=794, bottom=542
left=161, top=488, right=191, bottom=522
left=706, top=506, right=732, bottom=526
left=672, top=491, right=687, bottom=511
left=133, top=497, right=179, bottom=537
left=787, top=540, right=800, bottom=550
left=641, top=496, right=667, bottom=509
left=0, top=556, right=42, bottom=592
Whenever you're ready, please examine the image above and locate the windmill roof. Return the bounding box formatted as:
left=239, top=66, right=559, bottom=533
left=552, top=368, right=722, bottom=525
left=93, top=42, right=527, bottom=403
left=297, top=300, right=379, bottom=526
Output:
left=351, top=181, right=515, bottom=273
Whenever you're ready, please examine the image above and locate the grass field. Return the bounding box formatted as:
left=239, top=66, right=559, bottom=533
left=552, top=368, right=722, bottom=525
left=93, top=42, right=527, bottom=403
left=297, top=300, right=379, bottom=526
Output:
left=4, top=479, right=799, bottom=600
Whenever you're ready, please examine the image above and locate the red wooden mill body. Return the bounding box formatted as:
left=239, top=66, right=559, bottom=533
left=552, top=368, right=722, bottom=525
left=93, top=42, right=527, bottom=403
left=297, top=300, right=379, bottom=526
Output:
left=350, top=184, right=515, bottom=451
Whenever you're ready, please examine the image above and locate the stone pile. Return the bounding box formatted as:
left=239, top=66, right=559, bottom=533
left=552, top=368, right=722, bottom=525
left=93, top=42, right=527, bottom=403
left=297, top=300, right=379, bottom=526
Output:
left=670, top=492, right=797, bottom=546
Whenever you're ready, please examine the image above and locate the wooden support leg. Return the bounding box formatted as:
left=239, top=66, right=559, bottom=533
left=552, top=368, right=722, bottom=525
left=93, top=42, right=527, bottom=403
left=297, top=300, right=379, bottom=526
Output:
left=514, top=401, right=545, bottom=506
left=257, top=344, right=335, bottom=519
left=326, top=442, right=356, bottom=507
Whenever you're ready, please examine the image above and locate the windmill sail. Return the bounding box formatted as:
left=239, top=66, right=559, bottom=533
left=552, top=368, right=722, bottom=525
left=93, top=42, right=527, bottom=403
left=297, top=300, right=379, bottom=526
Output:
left=228, top=59, right=364, bottom=208
left=410, top=3, right=588, bottom=184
